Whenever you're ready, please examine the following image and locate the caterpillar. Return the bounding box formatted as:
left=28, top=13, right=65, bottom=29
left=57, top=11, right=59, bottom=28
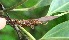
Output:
left=6, top=18, right=42, bottom=29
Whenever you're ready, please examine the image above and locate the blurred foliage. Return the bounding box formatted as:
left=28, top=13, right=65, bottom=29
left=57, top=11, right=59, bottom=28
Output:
left=0, top=0, right=69, bottom=40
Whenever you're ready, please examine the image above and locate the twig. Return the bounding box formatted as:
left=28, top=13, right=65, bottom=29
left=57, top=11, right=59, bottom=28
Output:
left=18, top=26, right=36, bottom=40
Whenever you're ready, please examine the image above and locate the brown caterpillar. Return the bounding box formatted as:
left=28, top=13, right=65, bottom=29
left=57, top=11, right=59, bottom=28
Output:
left=10, top=19, right=42, bottom=29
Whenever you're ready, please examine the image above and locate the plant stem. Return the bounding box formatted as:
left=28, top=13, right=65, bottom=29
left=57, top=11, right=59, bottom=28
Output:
left=19, top=26, right=36, bottom=40
left=54, top=11, right=69, bottom=16
left=11, top=8, right=29, bottom=11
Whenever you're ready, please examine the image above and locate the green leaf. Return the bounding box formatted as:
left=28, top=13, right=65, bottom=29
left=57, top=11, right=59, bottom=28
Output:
left=0, top=0, right=23, bottom=8
left=7, top=6, right=49, bottom=19
left=40, top=37, right=69, bottom=40
left=47, top=0, right=69, bottom=16
left=33, top=0, right=52, bottom=8
left=11, top=0, right=51, bottom=11
left=0, top=0, right=27, bottom=11
left=0, top=25, right=18, bottom=40
left=23, top=0, right=39, bottom=7
left=41, top=20, right=69, bottom=40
